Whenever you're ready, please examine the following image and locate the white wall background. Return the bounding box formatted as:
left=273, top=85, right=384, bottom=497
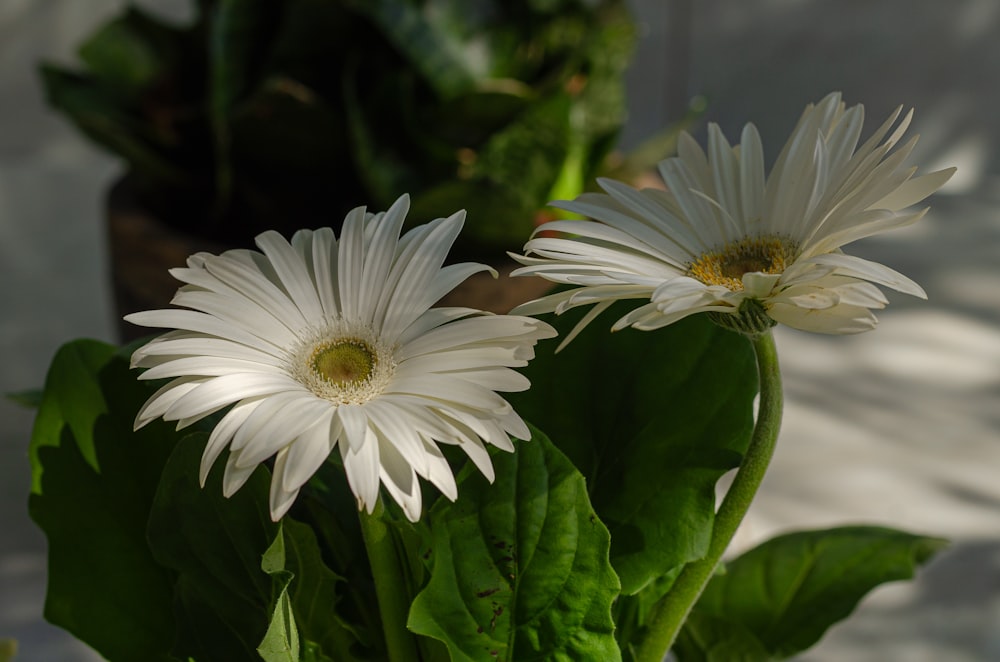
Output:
left=2, top=1, right=999, bottom=660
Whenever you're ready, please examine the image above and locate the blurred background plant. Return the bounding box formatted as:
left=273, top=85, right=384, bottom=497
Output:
left=40, top=0, right=641, bottom=255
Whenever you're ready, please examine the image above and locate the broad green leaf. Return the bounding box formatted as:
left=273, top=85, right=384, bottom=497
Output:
left=672, top=611, right=772, bottom=662
left=408, top=426, right=621, bottom=662
left=27, top=339, right=178, bottom=661
left=508, top=308, right=757, bottom=595
left=675, top=526, right=948, bottom=661
left=147, top=433, right=277, bottom=661
left=28, top=340, right=115, bottom=488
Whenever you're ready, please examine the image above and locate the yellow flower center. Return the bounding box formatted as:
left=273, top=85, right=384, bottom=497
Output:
left=311, top=340, right=376, bottom=385
left=687, top=235, right=798, bottom=291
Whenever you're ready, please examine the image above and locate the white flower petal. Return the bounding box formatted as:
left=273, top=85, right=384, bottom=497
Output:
left=341, top=427, right=381, bottom=513
left=807, top=253, right=926, bottom=298
left=511, top=92, right=947, bottom=338
left=137, top=355, right=282, bottom=381
left=200, top=398, right=264, bottom=486
left=125, top=309, right=281, bottom=354
left=255, top=231, right=325, bottom=321
left=128, top=199, right=564, bottom=520
left=872, top=167, right=955, bottom=211
left=378, top=441, right=421, bottom=522
left=337, top=205, right=367, bottom=321
left=163, top=373, right=300, bottom=422
left=378, top=212, right=466, bottom=335
left=281, top=410, right=339, bottom=493
left=359, top=195, right=409, bottom=325
left=234, top=397, right=331, bottom=468
left=742, top=272, right=782, bottom=298
left=133, top=335, right=284, bottom=366
left=202, top=254, right=308, bottom=332
left=269, top=448, right=301, bottom=520
left=768, top=301, right=878, bottom=334
left=309, top=227, right=341, bottom=317
left=336, top=404, right=370, bottom=453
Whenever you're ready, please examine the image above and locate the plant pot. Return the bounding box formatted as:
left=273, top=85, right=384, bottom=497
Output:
left=107, top=178, right=553, bottom=343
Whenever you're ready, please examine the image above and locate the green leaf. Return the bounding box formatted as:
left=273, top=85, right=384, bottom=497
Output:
left=147, top=433, right=278, bottom=661
left=28, top=340, right=115, bottom=490
left=675, top=526, right=949, bottom=661
left=207, top=0, right=279, bottom=216
left=349, top=0, right=478, bottom=98
left=27, top=340, right=178, bottom=661
left=77, top=6, right=181, bottom=95
left=207, top=0, right=277, bottom=116
left=281, top=518, right=373, bottom=661
left=408, top=426, right=621, bottom=662
left=230, top=77, right=347, bottom=173
left=672, top=611, right=772, bottom=662
left=6, top=388, right=42, bottom=409
left=341, top=71, right=417, bottom=208
left=259, top=526, right=301, bottom=662
left=508, top=307, right=758, bottom=596
left=259, top=584, right=300, bottom=662
left=0, top=638, right=17, bottom=662
left=39, top=66, right=186, bottom=185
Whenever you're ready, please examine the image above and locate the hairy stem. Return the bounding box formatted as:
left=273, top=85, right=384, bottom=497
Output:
left=634, top=330, right=783, bottom=661
left=358, top=499, right=420, bottom=661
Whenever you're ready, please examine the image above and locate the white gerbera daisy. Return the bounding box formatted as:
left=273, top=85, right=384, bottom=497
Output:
left=512, top=92, right=954, bottom=345
left=127, top=195, right=556, bottom=521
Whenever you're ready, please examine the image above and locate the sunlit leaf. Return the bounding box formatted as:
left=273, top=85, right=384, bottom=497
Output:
left=675, top=526, right=948, bottom=660
left=408, top=426, right=621, bottom=661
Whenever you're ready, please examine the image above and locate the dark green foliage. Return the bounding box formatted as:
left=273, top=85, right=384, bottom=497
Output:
left=42, top=0, right=636, bottom=250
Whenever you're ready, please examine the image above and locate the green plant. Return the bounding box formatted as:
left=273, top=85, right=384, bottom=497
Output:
left=41, top=0, right=636, bottom=252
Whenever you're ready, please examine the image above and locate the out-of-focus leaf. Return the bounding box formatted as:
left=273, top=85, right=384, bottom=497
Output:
left=342, top=71, right=418, bottom=208
left=78, top=6, right=181, bottom=95
left=0, top=639, right=17, bottom=662
left=231, top=77, right=346, bottom=173
left=601, top=98, right=706, bottom=185
left=39, top=67, right=186, bottom=185
left=207, top=0, right=279, bottom=216
left=7, top=388, right=43, bottom=409
left=350, top=0, right=478, bottom=98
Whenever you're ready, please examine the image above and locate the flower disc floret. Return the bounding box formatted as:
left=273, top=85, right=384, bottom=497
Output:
left=687, top=235, right=799, bottom=292
left=289, top=321, right=397, bottom=405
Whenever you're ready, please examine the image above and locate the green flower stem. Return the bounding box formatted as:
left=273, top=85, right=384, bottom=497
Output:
left=634, top=330, right=783, bottom=662
left=358, top=498, right=420, bottom=662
